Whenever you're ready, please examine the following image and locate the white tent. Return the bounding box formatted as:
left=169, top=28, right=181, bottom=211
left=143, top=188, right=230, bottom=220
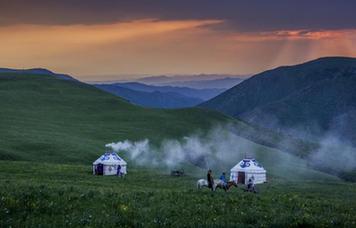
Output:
left=230, top=158, right=266, bottom=184
left=92, top=152, right=127, bottom=176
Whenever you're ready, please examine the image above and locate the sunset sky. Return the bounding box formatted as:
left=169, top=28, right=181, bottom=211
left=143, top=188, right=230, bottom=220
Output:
left=1, top=0, right=356, bottom=81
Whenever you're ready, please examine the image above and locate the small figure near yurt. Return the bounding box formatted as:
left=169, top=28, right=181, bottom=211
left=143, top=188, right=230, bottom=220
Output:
left=247, top=176, right=256, bottom=193
left=230, top=158, right=266, bottom=185
left=93, top=150, right=127, bottom=176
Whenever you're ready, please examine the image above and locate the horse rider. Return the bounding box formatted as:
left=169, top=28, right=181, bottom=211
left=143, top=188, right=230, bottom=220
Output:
left=207, top=170, right=214, bottom=191
left=219, top=172, right=227, bottom=190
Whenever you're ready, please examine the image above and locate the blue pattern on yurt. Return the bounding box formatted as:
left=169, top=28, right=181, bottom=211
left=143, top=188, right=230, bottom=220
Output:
left=100, top=152, right=122, bottom=161
left=112, top=152, right=121, bottom=160
left=100, top=153, right=110, bottom=161
left=240, top=159, right=251, bottom=168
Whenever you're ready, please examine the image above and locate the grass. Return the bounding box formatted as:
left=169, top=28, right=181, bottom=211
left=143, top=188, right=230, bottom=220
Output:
left=0, top=72, right=319, bottom=164
left=0, top=161, right=355, bottom=227
left=0, top=73, right=229, bottom=163
left=1, top=72, right=355, bottom=226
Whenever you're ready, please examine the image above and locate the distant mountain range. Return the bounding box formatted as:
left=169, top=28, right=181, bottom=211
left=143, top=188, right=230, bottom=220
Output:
left=136, top=74, right=245, bottom=89
left=148, top=77, right=243, bottom=89
left=94, top=82, right=225, bottom=108
left=92, top=75, right=244, bottom=108
left=94, top=84, right=204, bottom=108
left=201, top=57, right=356, bottom=143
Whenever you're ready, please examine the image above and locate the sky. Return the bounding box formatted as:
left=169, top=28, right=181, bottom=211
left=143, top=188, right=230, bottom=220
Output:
left=1, top=0, right=356, bottom=81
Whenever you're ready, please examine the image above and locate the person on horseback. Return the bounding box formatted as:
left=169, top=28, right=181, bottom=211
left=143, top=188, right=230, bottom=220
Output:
left=219, top=172, right=227, bottom=190
left=207, top=170, right=214, bottom=191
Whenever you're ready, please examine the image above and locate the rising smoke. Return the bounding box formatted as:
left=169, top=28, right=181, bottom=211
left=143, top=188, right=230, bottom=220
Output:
left=308, top=134, right=356, bottom=173
left=105, top=126, right=252, bottom=170
left=106, top=124, right=356, bottom=177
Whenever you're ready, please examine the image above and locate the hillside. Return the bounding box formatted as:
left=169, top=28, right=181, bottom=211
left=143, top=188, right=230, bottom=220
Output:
left=201, top=57, right=356, bottom=143
left=94, top=83, right=203, bottom=108
left=0, top=72, right=324, bottom=169
left=0, top=73, right=228, bottom=163
left=0, top=67, right=77, bottom=81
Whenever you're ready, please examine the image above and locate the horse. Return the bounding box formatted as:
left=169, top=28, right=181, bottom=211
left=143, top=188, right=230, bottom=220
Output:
left=196, top=179, right=210, bottom=189
left=197, top=179, right=238, bottom=191
left=215, top=180, right=238, bottom=191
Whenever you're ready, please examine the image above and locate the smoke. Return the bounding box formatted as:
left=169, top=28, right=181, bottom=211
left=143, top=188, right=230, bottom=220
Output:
left=241, top=109, right=356, bottom=177
left=308, top=134, right=356, bottom=173
left=105, top=123, right=356, bottom=180
left=106, top=139, right=159, bottom=166
left=106, top=125, right=253, bottom=170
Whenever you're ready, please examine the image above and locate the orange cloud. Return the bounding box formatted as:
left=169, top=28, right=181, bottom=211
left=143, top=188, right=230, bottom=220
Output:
left=0, top=20, right=355, bottom=79
left=0, top=19, right=223, bottom=52
left=229, top=29, right=356, bottom=42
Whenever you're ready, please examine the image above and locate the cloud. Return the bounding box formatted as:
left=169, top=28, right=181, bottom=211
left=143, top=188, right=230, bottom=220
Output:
left=0, top=19, right=222, bottom=48
left=1, top=11, right=356, bottom=78
left=2, top=0, right=356, bottom=33
left=227, top=29, right=356, bottom=42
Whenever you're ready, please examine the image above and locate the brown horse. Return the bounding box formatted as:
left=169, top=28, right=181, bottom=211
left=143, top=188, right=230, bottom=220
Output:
left=215, top=180, right=238, bottom=191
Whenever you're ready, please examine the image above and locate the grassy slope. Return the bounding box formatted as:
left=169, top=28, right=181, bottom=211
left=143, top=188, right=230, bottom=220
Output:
left=0, top=73, right=330, bottom=176
left=0, top=73, right=227, bottom=163
left=0, top=161, right=355, bottom=227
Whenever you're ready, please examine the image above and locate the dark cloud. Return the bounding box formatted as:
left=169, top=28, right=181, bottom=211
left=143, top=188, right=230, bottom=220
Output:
left=1, top=0, right=356, bottom=32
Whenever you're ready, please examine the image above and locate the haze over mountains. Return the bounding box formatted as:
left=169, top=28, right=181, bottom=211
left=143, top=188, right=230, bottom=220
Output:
left=94, top=75, right=244, bottom=108
left=201, top=57, right=356, bottom=143
left=94, top=83, right=205, bottom=108
left=135, top=74, right=244, bottom=89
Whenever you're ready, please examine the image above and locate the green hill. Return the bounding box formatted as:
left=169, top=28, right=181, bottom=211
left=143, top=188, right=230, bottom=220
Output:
left=200, top=57, right=356, bottom=143
left=0, top=73, right=229, bottom=163
left=0, top=72, right=325, bottom=172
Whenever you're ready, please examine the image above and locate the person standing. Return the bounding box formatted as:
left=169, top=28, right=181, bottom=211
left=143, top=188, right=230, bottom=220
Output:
left=117, top=164, right=122, bottom=177
left=247, top=176, right=256, bottom=192
left=207, top=170, right=214, bottom=191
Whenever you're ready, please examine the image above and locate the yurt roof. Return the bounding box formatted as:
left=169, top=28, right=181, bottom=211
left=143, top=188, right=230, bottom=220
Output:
left=231, top=158, right=266, bottom=172
left=93, top=152, right=127, bottom=165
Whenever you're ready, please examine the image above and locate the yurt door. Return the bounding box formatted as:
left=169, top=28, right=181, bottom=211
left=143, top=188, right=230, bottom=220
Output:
left=237, top=172, right=245, bottom=184
left=97, top=163, right=104, bottom=175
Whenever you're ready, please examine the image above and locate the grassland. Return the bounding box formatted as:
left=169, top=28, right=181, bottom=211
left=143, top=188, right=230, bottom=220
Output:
left=1, top=73, right=355, bottom=226
left=0, top=161, right=355, bottom=227
left=0, top=73, right=229, bottom=163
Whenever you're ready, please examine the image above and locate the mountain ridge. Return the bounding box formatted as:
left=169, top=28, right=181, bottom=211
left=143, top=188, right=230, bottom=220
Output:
left=200, top=57, right=356, bottom=143
left=94, top=84, right=204, bottom=108
left=0, top=67, right=77, bottom=81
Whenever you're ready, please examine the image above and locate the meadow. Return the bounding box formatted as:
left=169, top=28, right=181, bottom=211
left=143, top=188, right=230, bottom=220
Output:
left=1, top=161, right=355, bottom=227
left=1, top=73, right=356, bottom=226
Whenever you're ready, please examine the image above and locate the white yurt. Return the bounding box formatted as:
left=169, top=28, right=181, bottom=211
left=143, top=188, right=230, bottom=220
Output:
left=230, top=158, right=266, bottom=184
left=92, top=152, right=127, bottom=176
